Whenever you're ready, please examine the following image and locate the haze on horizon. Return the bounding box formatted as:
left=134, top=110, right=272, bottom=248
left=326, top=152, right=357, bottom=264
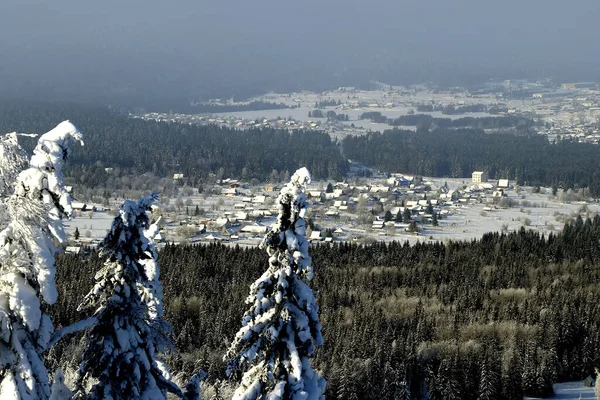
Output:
left=1, top=0, right=598, bottom=109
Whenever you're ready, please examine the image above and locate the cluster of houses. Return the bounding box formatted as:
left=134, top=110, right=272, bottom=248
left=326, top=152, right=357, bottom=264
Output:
left=138, top=112, right=323, bottom=132
left=136, top=111, right=366, bottom=141
left=157, top=170, right=517, bottom=244
left=66, top=168, right=517, bottom=248
left=197, top=170, right=515, bottom=244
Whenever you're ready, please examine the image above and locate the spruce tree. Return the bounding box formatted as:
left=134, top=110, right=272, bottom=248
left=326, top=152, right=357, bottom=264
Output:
left=225, top=167, right=326, bottom=400
left=395, top=380, right=411, bottom=400
left=501, top=349, right=523, bottom=400
left=336, top=360, right=356, bottom=400
left=478, top=355, right=500, bottom=400
left=438, top=357, right=461, bottom=400
left=394, top=209, right=402, bottom=223
left=402, top=208, right=411, bottom=223
left=74, top=194, right=185, bottom=400
left=521, top=344, right=538, bottom=397
left=0, top=121, right=83, bottom=399
left=425, top=201, right=434, bottom=215
left=384, top=210, right=393, bottom=222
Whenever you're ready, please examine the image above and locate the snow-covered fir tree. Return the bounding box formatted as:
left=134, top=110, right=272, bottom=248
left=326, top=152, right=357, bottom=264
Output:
left=478, top=356, right=500, bottom=400
left=225, top=167, right=326, bottom=400
left=74, top=194, right=187, bottom=400
left=0, top=132, right=28, bottom=229
left=0, top=121, right=83, bottom=399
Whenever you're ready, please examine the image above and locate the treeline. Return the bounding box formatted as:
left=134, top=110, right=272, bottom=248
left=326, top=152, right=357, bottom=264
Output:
left=0, top=101, right=348, bottom=185
left=309, top=109, right=349, bottom=121
left=416, top=103, right=487, bottom=115
left=50, top=216, right=600, bottom=399
left=343, top=128, right=600, bottom=195
left=316, top=99, right=341, bottom=108
left=359, top=111, right=535, bottom=131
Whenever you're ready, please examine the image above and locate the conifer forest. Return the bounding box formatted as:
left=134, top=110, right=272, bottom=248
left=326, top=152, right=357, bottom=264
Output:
left=50, top=217, right=600, bottom=399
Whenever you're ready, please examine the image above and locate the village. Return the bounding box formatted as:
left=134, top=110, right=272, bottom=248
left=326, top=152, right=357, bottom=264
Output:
left=135, top=79, right=600, bottom=143
left=69, top=82, right=600, bottom=253
left=63, top=164, right=600, bottom=255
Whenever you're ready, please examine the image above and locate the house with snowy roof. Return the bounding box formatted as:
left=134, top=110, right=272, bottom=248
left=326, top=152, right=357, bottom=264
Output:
left=241, top=223, right=268, bottom=234
left=233, top=212, right=248, bottom=221
left=309, top=231, right=323, bottom=241
left=214, top=218, right=231, bottom=229
left=221, top=188, right=238, bottom=196
left=372, top=220, right=385, bottom=230
left=65, top=246, right=82, bottom=255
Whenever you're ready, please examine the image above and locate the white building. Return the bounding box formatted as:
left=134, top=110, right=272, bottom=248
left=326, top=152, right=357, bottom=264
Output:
left=472, top=171, right=488, bottom=183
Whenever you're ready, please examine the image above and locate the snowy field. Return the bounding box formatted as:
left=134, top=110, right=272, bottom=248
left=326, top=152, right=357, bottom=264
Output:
left=63, top=211, right=114, bottom=243
left=210, top=105, right=492, bottom=137
left=212, top=107, right=493, bottom=124
left=524, top=381, right=595, bottom=399
left=406, top=182, right=600, bottom=245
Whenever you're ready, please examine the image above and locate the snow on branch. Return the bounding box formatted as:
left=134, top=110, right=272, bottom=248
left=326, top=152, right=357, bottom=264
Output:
left=48, top=316, right=97, bottom=348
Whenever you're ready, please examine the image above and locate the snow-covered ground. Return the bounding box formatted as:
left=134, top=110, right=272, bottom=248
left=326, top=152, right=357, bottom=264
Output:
left=525, top=381, right=595, bottom=399
left=64, top=212, right=114, bottom=243
left=212, top=107, right=493, bottom=124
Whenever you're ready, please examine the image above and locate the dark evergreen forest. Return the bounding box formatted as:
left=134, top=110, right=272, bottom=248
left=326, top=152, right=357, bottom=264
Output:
left=50, top=216, right=600, bottom=399
left=343, top=129, right=600, bottom=196
left=0, top=101, right=348, bottom=184
left=359, top=111, right=536, bottom=132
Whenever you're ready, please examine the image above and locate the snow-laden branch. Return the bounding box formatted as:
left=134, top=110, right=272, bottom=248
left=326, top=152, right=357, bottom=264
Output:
left=48, top=317, right=97, bottom=348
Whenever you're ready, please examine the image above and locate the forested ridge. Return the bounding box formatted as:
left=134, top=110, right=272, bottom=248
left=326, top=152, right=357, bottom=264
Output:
left=343, top=128, right=600, bottom=195
left=359, top=111, right=535, bottom=131
left=51, top=216, right=600, bottom=399
left=4, top=101, right=600, bottom=196
left=0, top=101, right=348, bottom=183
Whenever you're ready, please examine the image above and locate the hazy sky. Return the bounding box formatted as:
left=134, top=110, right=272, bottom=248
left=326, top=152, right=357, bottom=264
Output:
left=1, top=0, right=598, bottom=108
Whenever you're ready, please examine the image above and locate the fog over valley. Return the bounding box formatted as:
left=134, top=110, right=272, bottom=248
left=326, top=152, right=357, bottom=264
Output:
left=1, top=0, right=599, bottom=109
